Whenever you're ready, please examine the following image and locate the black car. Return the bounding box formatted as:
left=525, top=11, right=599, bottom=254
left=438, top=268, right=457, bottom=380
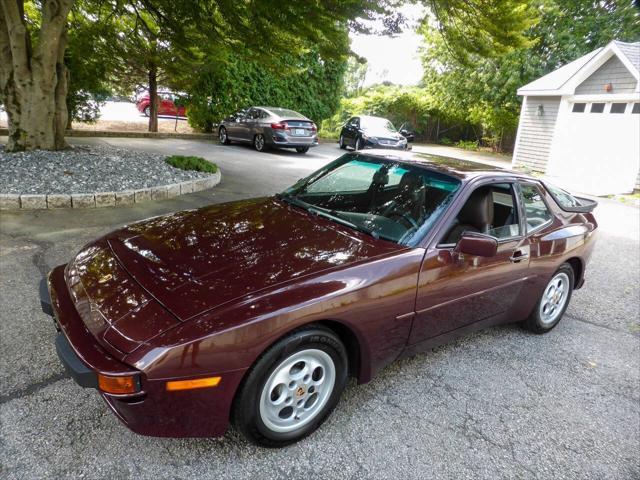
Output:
left=338, top=115, right=413, bottom=151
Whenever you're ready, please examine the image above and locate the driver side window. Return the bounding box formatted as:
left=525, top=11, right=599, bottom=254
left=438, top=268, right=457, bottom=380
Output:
left=441, top=183, right=521, bottom=245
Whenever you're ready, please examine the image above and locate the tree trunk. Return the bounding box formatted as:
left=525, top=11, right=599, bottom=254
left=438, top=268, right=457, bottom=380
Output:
left=0, top=0, right=73, bottom=152
left=148, top=65, right=158, bottom=132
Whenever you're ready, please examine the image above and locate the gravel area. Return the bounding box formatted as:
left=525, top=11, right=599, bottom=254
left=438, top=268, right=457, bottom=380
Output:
left=0, top=144, right=213, bottom=194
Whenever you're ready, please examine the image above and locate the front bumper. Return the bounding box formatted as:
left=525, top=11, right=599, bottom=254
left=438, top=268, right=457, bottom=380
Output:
left=40, top=265, right=244, bottom=438
left=55, top=333, right=99, bottom=388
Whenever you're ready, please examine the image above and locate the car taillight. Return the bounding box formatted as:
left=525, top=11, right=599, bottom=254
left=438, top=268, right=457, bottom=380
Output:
left=271, top=122, right=287, bottom=130
left=310, top=123, right=317, bottom=132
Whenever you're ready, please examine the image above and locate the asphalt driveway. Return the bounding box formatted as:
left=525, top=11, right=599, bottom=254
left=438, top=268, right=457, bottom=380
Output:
left=1, top=138, right=638, bottom=479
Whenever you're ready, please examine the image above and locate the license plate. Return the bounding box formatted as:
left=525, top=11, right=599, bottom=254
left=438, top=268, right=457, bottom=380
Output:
left=294, top=128, right=306, bottom=135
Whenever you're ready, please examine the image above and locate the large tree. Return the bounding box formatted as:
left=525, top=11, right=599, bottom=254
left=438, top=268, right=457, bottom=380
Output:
left=1, top=0, right=73, bottom=151
left=1, top=0, right=537, bottom=152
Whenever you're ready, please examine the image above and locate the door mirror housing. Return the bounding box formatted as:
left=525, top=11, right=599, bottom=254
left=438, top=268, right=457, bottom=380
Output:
left=455, top=232, right=498, bottom=257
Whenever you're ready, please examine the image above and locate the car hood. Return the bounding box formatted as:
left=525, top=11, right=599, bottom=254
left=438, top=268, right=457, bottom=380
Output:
left=105, top=197, right=401, bottom=322
left=362, top=128, right=402, bottom=140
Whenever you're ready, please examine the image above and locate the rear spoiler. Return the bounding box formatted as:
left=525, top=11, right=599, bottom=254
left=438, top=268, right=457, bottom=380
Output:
left=541, top=181, right=598, bottom=213
left=568, top=196, right=598, bottom=213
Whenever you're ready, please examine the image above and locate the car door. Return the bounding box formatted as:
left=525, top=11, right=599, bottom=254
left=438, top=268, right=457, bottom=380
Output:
left=344, top=117, right=359, bottom=146
left=238, top=108, right=258, bottom=142
left=408, top=180, right=531, bottom=345
left=159, top=94, right=175, bottom=115
left=226, top=110, right=245, bottom=140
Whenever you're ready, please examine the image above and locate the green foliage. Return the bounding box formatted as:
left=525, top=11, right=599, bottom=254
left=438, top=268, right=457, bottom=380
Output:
left=319, top=85, right=433, bottom=138
left=65, top=3, right=118, bottom=124
left=166, top=155, right=218, bottom=174
left=187, top=50, right=347, bottom=132
left=418, top=0, right=538, bottom=62
left=343, top=55, right=369, bottom=97
left=420, top=0, right=640, bottom=152
left=454, top=140, right=479, bottom=150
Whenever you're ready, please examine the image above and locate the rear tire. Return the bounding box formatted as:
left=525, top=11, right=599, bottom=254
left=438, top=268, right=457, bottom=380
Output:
left=232, top=326, right=348, bottom=447
left=295, top=147, right=309, bottom=154
left=254, top=134, right=267, bottom=152
left=355, top=136, right=365, bottom=151
left=523, top=264, right=574, bottom=333
left=219, top=126, right=231, bottom=145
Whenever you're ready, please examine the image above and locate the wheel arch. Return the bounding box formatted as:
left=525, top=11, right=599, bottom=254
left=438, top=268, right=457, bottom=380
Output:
left=565, top=257, right=584, bottom=289
left=229, top=318, right=369, bottom=429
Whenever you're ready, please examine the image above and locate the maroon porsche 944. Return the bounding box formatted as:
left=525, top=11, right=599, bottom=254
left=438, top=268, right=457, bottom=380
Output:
left=41, top=151, right=597, bottom=447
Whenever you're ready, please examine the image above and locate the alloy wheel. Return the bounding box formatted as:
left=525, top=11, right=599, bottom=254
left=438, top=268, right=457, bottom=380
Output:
left=258, top=349, right=336, bottom=433
left=539, top=272, right=570, bottom=325
left=219, top=127, right=227, bottom=143
left=254, top=134, right=265, bottom=151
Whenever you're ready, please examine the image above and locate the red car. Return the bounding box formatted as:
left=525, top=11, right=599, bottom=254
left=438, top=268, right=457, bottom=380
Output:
left=41, top=151, right=597, bottom=447
left=136, top=92, right=186, bottom=117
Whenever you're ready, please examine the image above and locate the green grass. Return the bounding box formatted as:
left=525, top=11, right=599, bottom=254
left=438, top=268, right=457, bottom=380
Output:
left=165, top=155, right=218, bottom=174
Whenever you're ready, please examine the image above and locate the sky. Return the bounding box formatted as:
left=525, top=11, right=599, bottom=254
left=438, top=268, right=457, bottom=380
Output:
left=349, top=4, right=426, bottom=87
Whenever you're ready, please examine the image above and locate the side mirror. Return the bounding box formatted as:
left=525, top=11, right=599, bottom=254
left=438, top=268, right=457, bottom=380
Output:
left=454, top=233, right=498, bottom=257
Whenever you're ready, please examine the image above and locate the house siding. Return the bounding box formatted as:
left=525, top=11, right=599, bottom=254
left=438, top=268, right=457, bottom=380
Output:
left=513, top=96, right=561, bottom=172
left=575, top=56, right=638, bottom=94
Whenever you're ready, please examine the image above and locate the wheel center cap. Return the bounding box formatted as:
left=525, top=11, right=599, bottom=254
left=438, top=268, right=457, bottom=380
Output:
left=296, top=386, right=306, bottom=397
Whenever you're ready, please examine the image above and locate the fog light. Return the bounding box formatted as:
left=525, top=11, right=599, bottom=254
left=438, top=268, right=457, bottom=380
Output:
left=166, top=376, right=221, bottom=391
left=98, top=374, right=140, bottom=394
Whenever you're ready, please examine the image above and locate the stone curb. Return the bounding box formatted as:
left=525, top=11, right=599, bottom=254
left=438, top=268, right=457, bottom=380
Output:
left=0, top=127, right=216, bottom=140
left=0, top=170, right=221, bottom=211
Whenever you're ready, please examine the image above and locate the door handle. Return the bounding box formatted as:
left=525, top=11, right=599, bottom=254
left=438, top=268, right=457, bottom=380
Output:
left=509, top=250, right=529, bottom=263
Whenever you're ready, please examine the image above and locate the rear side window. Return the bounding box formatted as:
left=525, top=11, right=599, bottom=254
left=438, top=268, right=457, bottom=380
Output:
left=544, top=183, right=582, bottom=208
left=520, top=184, right=553, bottom=233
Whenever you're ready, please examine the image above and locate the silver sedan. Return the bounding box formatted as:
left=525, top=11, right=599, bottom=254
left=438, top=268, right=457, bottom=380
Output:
left=218, top=107, right=319, bottom=154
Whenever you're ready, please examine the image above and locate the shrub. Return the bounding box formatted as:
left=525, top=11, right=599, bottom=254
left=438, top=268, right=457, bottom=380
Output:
left=439, top=137, right=453, bottom=145
left=454, top=140, right=479, bottom=151
left=166, top=155, right=218, bottom=174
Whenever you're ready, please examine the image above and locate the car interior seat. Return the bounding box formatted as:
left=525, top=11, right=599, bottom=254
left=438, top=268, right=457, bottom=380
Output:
left=444, top=187, right=494, bottom=243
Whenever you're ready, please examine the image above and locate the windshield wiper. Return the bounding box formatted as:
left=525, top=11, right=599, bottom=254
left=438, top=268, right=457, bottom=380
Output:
left=275, top=192, right=311, bottom=212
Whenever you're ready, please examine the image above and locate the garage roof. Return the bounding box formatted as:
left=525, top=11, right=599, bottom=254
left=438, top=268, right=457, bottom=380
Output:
left=518, top=40, right=640, bottom=96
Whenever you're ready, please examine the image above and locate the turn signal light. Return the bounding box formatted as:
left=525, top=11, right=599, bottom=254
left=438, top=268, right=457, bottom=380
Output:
left=166, top=376, right=221, bottom=392
left=98, top=374, right=139, bottom=394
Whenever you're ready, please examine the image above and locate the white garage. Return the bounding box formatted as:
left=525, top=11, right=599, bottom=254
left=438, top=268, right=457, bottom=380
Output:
left=512, top=40, right=640, bottom=195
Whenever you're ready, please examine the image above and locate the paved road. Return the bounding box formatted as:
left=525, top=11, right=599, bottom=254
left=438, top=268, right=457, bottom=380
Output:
left=1, top=138, right=638, bottom=479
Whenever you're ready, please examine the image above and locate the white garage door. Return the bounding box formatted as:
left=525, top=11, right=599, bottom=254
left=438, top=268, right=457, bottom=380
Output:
left=547, top=100, right=640, bottom=195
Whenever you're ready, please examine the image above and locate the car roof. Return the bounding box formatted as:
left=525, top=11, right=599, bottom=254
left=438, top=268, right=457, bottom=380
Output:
left=355, top=149, right=534, bottom=182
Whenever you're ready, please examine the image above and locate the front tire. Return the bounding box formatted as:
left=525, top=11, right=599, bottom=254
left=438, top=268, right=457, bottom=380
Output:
left=295, top=147, right=309, bottom=154
left=523, top=264, right=574, bottom=333
left=339, top=135, right=346, bottom=149
left=355, top=136, right=365, bottom=151
left=219, top=126, right=231, bottom=145
left=232, top=326, right=348, bottom=447
left=254, top=133, right=267, bottom=152
left=143, top=106, right=150, bottom=117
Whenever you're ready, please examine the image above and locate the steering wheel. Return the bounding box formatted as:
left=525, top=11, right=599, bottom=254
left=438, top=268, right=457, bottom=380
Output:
left=388, top=210, right=419, bottom=229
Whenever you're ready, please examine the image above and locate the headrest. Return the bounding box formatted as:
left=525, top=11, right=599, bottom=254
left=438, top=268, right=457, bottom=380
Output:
left=398, top=171, right=423, bottom=199
left=458, top=187, right=494, bottom=230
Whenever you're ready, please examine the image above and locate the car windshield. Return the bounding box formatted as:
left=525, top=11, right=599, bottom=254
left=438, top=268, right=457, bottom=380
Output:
left=279, top=154, right=461, bottom=245
left=361, top=117, right=397, bottom=132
